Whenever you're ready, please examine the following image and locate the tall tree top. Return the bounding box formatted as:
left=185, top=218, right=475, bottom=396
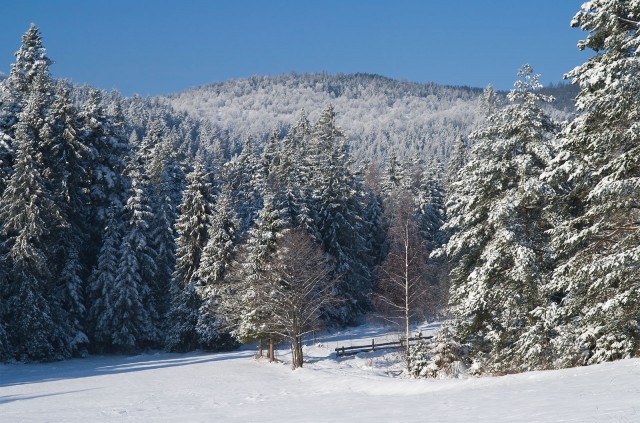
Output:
left=10, top=24, right=52, bottom=94
left=508, top=64, right=554, bottom=105
left=311, top=105, right=345, bottom=151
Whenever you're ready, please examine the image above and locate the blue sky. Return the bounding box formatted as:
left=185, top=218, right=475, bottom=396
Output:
left=1, top=1, right=588, bottom=96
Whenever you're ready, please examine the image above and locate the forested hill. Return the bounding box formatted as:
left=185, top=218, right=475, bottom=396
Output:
left=164, top=72, right=578, bottom=164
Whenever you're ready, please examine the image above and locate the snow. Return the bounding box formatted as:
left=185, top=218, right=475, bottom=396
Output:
left=2, top=323, right=640, bottom=422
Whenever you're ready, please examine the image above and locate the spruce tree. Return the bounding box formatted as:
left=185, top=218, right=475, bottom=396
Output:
left=99, top=158, right=159, bottom=352
left=87, top=206, right=123, bottom=350
left=544, top=1, right=640, bottom=366
left=45, top=83, right=91, bottom=352
left=195, top=188, right=239, bottom=350
left=227, top=195, right=288, bottom=345
left=165, top=162, right=213, bottom=352
left=304, top=105, right=374, bottom=323
left=441, top=65, right=558, bottom=374
left=0, top=74, right=70, bottom=360
left=445, top=135, right=468, bottom=188
left=381, top=154, right=407, bottom=194
left=417, top=160, right=447, bottom=250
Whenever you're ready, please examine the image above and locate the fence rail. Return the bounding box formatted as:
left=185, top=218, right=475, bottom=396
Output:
left=334, top=335, right=433, bottom=357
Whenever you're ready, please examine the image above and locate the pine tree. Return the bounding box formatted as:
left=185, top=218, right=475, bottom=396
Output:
left=165, top=162, right=213, bottom=352
left=143, top=121, right=184, bottom=326
left=109, top=233, right=156, bottom=352
left=441, top=65, right=558, bottom=374
left=0, top=24, right=52, bottom=193
left=479, top=83, right=500, bottom=118
left=417, top=160, right=447, bottom=249
left=44, top=83, right=91, bottom=352
left=0, top=74, right=70, bottom=360
left=8, top=24, right=52, bottom=98
left=80, top=89, right=130, bottom=229
left=98, top=157, right=159, bottom=352
left=445, top=135, right=468, bottom=188
left=278, top=110, right=309, bottom=187
left=0, top=94, right=13, bottom=195
left=543, top=1, right=640, bottom=366
left=223, top=138, right=264, bottom=232
left=304, top=105, right=374, bottom=323
left=381, top=154, right=407, bottom=194
left=195, top=189, right=240, bottom=350
left=227, top=195, right=288, bottom=345
left=87, top=206, right=123, bottom=350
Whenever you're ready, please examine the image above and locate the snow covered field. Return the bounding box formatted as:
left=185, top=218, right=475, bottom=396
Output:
left=2, top=324, right=640, bottom=422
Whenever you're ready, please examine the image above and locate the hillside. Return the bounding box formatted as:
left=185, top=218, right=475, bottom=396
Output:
left=165, top=72, right=578, bottom=164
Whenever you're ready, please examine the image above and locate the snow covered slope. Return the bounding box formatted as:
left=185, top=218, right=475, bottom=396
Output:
left=1, top=324, right=639, bottom=422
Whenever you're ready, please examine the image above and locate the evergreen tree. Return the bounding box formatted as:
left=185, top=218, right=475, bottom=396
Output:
left=165, top=162, right=213, bottom=352
left=80, top=89, right=130, bottom=233
left=0, top=95, right=13, bottom=195
left=44, top=83, right=91, bottom=352
left=223, top=138, right=263, bottom=233
left=143, top=121, right=184, bottom=326
left=227, top=195, right=288, bottom=345
left=0, top=74, right=70, bottom=360
left=544, top=1, right=640, bottom=366
left=440, top=65, right=558, bottom=374
left=479, top=83, right=500, bottom=118
left=87, top=206, right=123, bottom=350
left=109, top=233, right=156, bottom=352
left=0, top=23, right=53, bottom=217
left=381, top=154, right=407, bottom=193
left=445, top=135, right=468, bottom=188
left=98, top=158, right=159, bottom=352
left=8, top=24, right=51, bottom=98
left=305, top=105, right=374, bottom=322
left=417, top=160, right=447, bottom=249
left=195, top=189, right=240, bottom=349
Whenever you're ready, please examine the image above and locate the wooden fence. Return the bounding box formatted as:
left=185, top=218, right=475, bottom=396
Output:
left=334, top=335, right=433, bottom=357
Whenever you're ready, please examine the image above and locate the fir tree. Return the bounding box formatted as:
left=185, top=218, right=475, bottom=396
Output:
left=304, top=105, right=374, bottom=322
left=195, top=189, right=240, bottom=350
left=543, top=1, right=640, bottom=366
left=165, top=162, right=213, bottom=352
left=417, top=160, right=447, bottom=249
left=445, top=135, right=468, bottom=188
left=479, top=83, right=500, bottom=118
left=87, top=206, right=123, bottom=350
left=80, top=89, right=129, bottom=229
left=440, top=65, right=558, bottom=374
left=226, top=195, right=289, bottom=345
left=0, top=74, right=70, bottom=360
left=381, top=154, right=407, bottom=194
left=44, top=83, right=91, bottom=352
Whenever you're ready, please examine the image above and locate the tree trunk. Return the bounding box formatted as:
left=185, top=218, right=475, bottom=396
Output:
left=258, top=338, right=263, bottom=358
left=404, top=221, right=411, bottom=371
left=291, top=335, right=304, bottom=369
left=268, top=336, right=274, bottom=362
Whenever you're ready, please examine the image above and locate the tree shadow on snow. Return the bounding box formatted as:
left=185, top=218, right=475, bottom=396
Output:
left=0, top=388, right=99, bottom=404
left=0, top=350, right=254, bottom=388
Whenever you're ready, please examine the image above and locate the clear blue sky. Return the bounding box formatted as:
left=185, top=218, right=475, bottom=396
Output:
left=1, top=0, right=589, bottom=96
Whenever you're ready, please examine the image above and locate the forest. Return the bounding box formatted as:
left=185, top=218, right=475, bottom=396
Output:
left=1, top=0, right=639, bottom=377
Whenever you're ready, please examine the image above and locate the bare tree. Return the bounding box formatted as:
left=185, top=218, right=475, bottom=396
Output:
left=221, top=229, right=337, bottom=369
left=374, top=190, right=431, bottom=357
left=265, top=229, right=338, bottom=369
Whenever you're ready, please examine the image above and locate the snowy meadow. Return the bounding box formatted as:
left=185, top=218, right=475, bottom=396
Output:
left=2, top=324, right=640, bottom=422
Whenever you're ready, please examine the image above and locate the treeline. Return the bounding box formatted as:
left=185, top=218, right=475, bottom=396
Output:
left=0, top=25, right=447, bottom=362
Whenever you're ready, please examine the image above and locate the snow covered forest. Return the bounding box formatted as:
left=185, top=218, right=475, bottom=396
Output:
left=1, top=0, right=640, bottom=381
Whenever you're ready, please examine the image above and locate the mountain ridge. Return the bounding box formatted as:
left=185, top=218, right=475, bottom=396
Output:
left=164, top=72, right=577, bottom=164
